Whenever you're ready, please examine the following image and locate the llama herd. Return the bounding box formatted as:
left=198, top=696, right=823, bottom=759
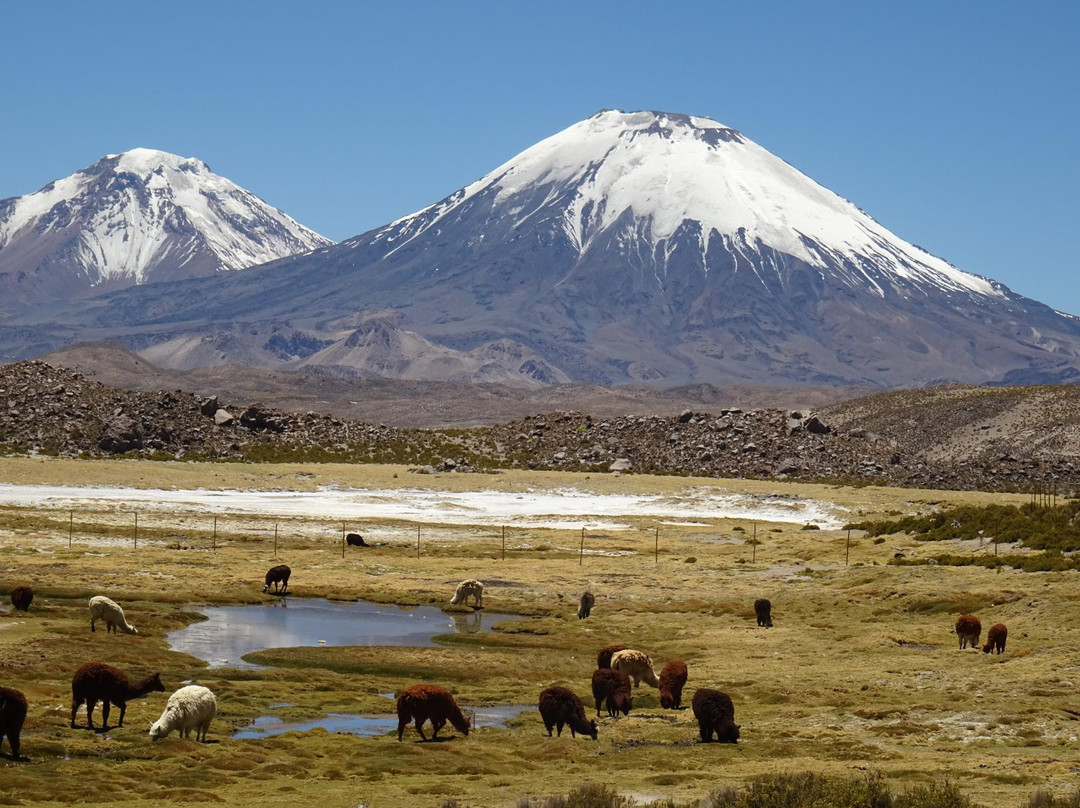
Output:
left=0, top=570, right=1014, bottom=761
left=395, top=594, right=740, bottom=745
left=0, top=590, right=218, bottom=759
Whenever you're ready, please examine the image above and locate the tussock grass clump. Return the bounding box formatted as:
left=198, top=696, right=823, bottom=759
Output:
left=1025, top=790, right=1080, bottom=808
left=517, top=775, right=981, bottom=808
left=893, top=552, right=1080, bottom=573
left=849, top=503, right=1080, bottom=551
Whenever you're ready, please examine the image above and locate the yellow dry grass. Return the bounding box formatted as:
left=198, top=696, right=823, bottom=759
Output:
left=0, top=457, right=1074, bottom=808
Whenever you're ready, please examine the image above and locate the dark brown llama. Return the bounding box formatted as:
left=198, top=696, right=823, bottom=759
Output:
left=538, top=686, right=598, bottom=739
left=596, top=643, right=629, bottom=669
left=692, top=688, right=740, bottom=743
left=754, top=598, right=773, bottom=627
left=577, top=591, right=595, bottom=620
left=10, top=586, right=33, bottom=612
left=70, top=662, right=165, bottom=730
left=262, top=565, right=291, bottom=594
left=396, top=684, right=471, bottom=741
left=0, top=686, right=28, bottom=759
left=590, top=668, right=633, bottom=717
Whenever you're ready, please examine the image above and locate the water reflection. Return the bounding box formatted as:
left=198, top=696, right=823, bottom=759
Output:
left=167, top=598, right=523, bottom=668
left=234, top=704, right=533, bottom=739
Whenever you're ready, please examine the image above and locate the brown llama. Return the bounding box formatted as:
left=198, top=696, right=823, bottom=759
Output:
left=754, top=598, right=773, bottom=627
left=983, top=623, right=1007, bottom=654
left=396, top=684, right=470, bottom=741
left=577, top=591, right=595, bottom=620
left=262, top=565, right=291, bottom=594
left=538, top=686, right=598, bottom=739
left=0, top=686, right=28, bottom=759
left=590, top=668, right=633, bottom=717
left=659, top=659, right=689, bottom=709
left=596, top=643, right=629, bottom=669
left=70, top=662, right=165, bottom=730
left=955, top=614, right=982, bottom=649
left=692, top=688, right=740, bottom=743
left=10, top=586, right=33, bottom=612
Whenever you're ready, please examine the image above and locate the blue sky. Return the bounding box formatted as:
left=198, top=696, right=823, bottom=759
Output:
left=2, top=1, right=1077, bottom=311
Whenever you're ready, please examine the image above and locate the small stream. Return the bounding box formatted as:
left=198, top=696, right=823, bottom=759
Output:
left=166, top=598, right=525, bottom=668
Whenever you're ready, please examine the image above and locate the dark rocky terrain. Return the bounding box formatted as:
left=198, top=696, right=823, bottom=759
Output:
left=3, top=358, right=1078, bottom=493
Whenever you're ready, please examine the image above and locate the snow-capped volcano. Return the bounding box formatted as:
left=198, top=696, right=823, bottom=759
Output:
left=379, top=109, right=999, bottom=302
left=7, top=111, right=1080, bottom=388
left=0, top=148, right=331, bottom=309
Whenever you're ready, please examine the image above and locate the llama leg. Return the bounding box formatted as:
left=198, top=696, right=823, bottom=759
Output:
left=414, top=718, right=428, bottom=741
left=101, top=700, right=112, bottom=729
left=397, top=715, right=409, bottom=741
left=432, top=717, right=445, bottom=738
left=86, top=699, right=99, bottom=729
left=91, top=616, right=96, bottom=632
left=117, top=701, right=126, bottom=727
left=70, top=698, right=82, bottom=728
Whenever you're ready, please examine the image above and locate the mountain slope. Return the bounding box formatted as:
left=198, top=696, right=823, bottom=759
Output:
left=10, top=112, right=1080, bottom=388
left=0, top=148, right=332, bottom=310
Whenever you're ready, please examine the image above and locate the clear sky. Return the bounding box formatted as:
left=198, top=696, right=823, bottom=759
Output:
left=2, top=1, right=1077, bottom=311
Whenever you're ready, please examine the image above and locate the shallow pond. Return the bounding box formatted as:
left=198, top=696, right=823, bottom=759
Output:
left=166, top=598, right=525, bottom=668
left=234, top=703, right=533, bottom=739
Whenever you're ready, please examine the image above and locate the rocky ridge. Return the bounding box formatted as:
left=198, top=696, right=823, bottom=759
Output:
left=1, top=360, right=1077, bottom=493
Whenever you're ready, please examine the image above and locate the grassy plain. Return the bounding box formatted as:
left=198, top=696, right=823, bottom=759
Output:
left=0, top=457, right=1077, bottom=808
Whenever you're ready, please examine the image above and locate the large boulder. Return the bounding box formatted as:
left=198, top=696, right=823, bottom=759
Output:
left=98, top=414, right=145, bottom=454
left=199, top=396, right=219, bottom=417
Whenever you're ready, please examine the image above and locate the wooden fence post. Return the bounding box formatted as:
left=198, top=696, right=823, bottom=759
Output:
left=580, top=526, right=585, bottom=565
left=134, top=512, right=138, bottom=550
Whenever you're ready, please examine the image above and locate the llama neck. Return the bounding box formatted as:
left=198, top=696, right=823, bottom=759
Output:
left=128, top=675, right=160, bottom=698
left=449, top=705, right=469, bottom=732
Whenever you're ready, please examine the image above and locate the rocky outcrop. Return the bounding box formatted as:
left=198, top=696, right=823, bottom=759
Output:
left=1, top=360, right=1078, bottom=493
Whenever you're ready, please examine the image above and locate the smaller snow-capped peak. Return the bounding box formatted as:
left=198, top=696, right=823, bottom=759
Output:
left=0, top=148, right=332, bottom=293
left=381, top=110, right=998, bottom=300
